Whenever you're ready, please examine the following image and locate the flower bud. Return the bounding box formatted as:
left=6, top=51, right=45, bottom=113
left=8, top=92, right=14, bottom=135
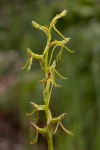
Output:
left=32, top=21, right=40, bottom=29
left=59, top=10, right=67, bottom=17
left=50, top=10, right=67, bottom=27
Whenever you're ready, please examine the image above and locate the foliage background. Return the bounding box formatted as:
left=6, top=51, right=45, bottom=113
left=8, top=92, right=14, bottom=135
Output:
left=0, top=0, right=100, bottom=150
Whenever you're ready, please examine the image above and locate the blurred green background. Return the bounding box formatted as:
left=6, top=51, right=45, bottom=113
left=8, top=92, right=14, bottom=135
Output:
left=0, top=0, right=100, bottom=150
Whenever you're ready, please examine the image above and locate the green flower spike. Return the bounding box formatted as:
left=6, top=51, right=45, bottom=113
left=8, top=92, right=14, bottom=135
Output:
left=23, top=10, right=74, bottom=150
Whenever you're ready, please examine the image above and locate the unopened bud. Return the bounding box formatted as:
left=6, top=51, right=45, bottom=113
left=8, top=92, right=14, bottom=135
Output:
left=59, top=10, right=67, bottom=17
left=32, top=21, right=40, bottom=29
left=51, top=10, right=67, bottom=27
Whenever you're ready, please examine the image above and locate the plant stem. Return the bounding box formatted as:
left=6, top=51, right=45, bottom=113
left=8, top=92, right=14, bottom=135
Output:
left=45, top=92, right=53, bottom=150
left=43, top=28, right=53, bottom=150
left=47, top=130, right=53, bottom=150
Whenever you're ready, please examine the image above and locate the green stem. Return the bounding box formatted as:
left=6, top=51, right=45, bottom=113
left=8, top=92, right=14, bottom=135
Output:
left=44, top=28, right=51, bottom=121
left=47, top=130, right=53, bottom=150
left=44, top=27, right=53, bottom=150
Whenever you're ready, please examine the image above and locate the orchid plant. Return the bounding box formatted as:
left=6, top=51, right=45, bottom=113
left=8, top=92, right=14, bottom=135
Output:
left=22, top=10, right=74, bottom=150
